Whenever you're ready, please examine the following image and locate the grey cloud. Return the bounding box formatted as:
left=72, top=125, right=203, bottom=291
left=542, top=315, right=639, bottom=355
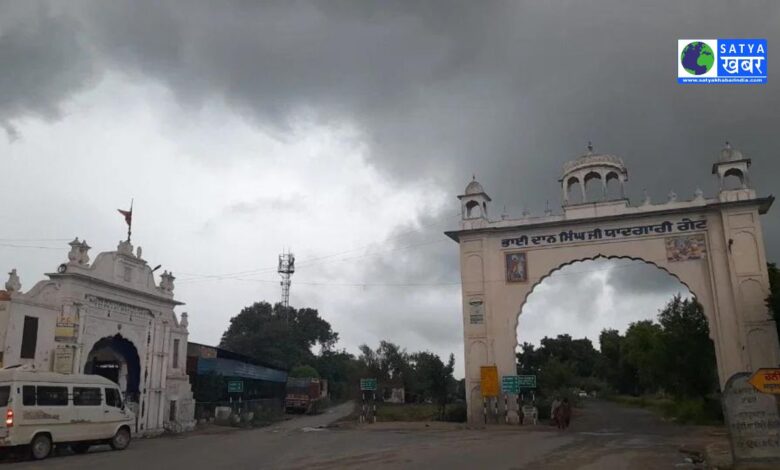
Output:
left=19, top=0, right=773, bottom=256
left=3, top=1, right=780, bottom=362
left=604, top=259, right=691, bottom=297
left=0, top=2, right=97, bottom=139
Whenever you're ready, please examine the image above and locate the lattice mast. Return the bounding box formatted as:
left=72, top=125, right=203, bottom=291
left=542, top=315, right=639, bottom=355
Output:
left=278, top=251, right=295, bottom=308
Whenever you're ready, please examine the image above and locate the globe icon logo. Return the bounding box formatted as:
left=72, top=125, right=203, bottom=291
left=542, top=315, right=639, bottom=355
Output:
left=681, top=41, right=715, bottom=75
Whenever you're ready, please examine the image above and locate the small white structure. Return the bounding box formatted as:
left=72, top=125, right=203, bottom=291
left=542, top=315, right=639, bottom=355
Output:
left=447, top=142, right=780, bottom=425
left=0, top=238, right=195, bottom=435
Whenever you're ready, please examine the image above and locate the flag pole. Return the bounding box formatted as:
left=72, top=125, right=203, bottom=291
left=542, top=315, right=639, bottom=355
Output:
left=127, top=198, right=133, bottom=242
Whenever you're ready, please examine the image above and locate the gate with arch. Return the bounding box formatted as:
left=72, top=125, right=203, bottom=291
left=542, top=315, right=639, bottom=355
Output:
left=447, top=143, right=779, bottom=424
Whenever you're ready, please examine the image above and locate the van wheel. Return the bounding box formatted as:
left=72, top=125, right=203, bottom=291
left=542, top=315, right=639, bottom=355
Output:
left=110, top=428, right=131, bottom=451
left=71, top=443, right=90, bottom=454
left=30, top=434, right=52, bottom=460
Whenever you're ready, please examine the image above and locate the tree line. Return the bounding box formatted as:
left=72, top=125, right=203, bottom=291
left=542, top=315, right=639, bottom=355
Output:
left=518, top=295, right=718, bottom=399
left=218, top=301, right=460, bottom=416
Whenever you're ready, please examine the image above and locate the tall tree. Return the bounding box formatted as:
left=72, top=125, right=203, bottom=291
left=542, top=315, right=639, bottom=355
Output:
left=220, top=301, right=338, bottom=368
left=621, top=320, right=663, bottom=395
left=409, top=351, right=456, bottom=418
left=657, top=295, right=717, bottom=398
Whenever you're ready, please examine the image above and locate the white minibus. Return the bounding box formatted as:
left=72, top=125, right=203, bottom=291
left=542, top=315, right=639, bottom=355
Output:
left=0, top=367, right=134, bottom=460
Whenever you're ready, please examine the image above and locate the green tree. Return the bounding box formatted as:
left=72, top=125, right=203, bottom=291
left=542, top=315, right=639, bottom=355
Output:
left=408, top=351, right=456, bottom=418
left=657, top=295, right=717, bottom=398
left=314, top=349, right=358, bottom=400
left=538, top=356, right=577, bottom=393
left=289, top=365, right=320, bottom=378
left=596, top=328, right=637, bottom=395
left=622, top=320, right=663, bottom=394
left=220, top=301, right=338, bottom=368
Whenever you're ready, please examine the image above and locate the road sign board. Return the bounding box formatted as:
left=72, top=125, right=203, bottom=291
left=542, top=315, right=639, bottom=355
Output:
left=501, top=375, right=520, bottom=394
left=227, top=380, right=243, bottom=393
left=748, top=368, right=780, bottom=394
left=360, top=378, right=377, bottom=391
left=480, top=366, right=499, bottom=397
left=518, top=375, right=537, bottom=389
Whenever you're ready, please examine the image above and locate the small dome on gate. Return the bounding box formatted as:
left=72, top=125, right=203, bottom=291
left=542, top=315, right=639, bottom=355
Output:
left=465, top=177, right=485, bottom=195
left=719, top=142, right=745, bottom=162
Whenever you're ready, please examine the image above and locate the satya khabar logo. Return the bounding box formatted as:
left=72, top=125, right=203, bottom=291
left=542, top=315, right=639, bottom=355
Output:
left=678, top=39, right=766, bottom=84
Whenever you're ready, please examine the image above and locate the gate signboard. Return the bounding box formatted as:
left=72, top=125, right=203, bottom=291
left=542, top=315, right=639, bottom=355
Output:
left=480, top=366, right=499, bottom=397
left=360, top=378, right=377, bottom=391
left=501, top=375, right=520, bottom=394
left=748, top=368, right=780, bottom=394
left=518, top=375, right=537, bottom=389
left=227, top=380, right=243, bottom=393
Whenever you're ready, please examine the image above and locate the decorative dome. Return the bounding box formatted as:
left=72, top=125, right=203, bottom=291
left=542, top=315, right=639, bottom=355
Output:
left=561, top=143, right=629, bottom=205
left=719, top=142, right=744, bottom=162
left=465, top=177, right=485, bottom=195
left=562, top=142, right=627, bottom=177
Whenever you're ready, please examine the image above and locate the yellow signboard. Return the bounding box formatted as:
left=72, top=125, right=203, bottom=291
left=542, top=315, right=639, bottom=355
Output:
left=480, top=366, right=499, bottom=397
left=749, top=368, right=780, bottom=394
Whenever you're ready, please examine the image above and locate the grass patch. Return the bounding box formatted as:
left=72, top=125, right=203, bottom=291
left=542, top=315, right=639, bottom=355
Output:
left=609, top=395, right=723, bottom=425
left=375, top=403, right=440, bottom=422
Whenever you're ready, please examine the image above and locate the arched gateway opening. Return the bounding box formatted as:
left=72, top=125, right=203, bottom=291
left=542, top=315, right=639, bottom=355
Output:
left=516, top=257, right=718, bottom=419
left=84, top=334, right=141, bottom=403
left=447, top=142, right=780, bottom=426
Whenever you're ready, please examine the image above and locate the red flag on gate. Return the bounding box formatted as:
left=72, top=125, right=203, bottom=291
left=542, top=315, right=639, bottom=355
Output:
left=117, top=208, right=132, bottom=227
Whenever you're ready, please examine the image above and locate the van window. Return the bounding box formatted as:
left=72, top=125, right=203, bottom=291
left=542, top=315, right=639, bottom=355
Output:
left=105, top=388, right=123, bottom=408
left=36, top=386, right=68, bottom=406
left=0, top=386, right=9, bottom=407
left=22, top=386, right=35, bottom=406
left=73, top=387, right=101, bottom=406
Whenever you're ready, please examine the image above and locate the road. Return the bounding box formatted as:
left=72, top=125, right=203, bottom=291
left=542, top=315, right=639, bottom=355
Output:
left=4, top=400, right=723, bottom=469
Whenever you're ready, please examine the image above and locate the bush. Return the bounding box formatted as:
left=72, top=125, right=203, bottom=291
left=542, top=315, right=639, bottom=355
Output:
left=376, top=403, right=439, bottom=421
left=663, top=397, right=722, bottom=425
left=443, top=403, right=467, bottom=422
left=609, top=394, right=723, bottom=425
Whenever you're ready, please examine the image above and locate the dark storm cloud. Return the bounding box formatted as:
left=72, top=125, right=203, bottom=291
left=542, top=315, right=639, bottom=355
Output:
left=3, top=0, right=774, bottom=259
left=2, top=1, right=779, bottom=329
left=0, top=3, right=96, bottom=139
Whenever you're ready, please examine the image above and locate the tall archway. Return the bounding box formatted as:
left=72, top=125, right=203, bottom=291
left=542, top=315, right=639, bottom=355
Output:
left=515, top=258, right=716, bottom=399
left=451, top=142, right=779, bottom=426
left=84, top=334, right=141, bottom=402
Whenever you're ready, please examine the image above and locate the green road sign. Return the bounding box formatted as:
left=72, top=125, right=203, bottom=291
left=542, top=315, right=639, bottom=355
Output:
left=518, top=375, right=537, bottom=389
left=501, top=375, right=521, bottom=394
left=360, top=378, right=377, bottom=391
left=227, top=380, right=244, bottom=393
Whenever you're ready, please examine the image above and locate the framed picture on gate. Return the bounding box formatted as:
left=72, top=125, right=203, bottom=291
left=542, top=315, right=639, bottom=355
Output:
left=505, top=252, right=527, bottom=282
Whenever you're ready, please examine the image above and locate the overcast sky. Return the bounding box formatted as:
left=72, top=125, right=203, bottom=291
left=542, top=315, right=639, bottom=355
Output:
left=1, top=1, right=778, bottom=378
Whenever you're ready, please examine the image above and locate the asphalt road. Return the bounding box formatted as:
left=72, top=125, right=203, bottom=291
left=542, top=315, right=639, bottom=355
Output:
left=3, top=400, right=723, bottom=469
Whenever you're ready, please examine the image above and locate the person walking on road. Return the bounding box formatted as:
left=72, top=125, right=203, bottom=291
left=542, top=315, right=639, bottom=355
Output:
left=555, top=397, right=572, bottom=430
left=550, top=397, right=561, bottom=427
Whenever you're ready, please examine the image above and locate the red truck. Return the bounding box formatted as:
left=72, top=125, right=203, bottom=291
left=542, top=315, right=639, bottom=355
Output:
left=285, top=378, right=325, bottom=413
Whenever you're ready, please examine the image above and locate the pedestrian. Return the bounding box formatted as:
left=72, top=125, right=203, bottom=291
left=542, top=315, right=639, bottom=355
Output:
left=550, top=396, right=561, bottom=427
left=556, top=397, right=572, bottom=430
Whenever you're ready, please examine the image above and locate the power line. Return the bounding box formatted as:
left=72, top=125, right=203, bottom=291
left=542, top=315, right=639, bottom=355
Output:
left=176, top=256, right=679, bottom=289
left=177, top=213, right=461, bottom=283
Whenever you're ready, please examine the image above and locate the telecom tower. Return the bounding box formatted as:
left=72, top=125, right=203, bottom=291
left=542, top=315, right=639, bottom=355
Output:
left=278, top=251, right=295, bottom=307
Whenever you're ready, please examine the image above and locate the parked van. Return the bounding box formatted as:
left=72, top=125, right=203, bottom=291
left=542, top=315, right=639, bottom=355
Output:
left=0, top=367, right=134, bottom=460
